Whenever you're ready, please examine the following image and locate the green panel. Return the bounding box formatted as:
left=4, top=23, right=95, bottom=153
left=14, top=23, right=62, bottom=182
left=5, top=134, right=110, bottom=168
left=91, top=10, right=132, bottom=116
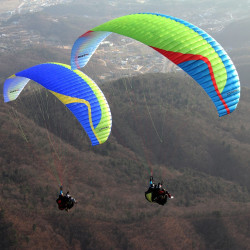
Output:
left=92, top=13, right=227, bottom=92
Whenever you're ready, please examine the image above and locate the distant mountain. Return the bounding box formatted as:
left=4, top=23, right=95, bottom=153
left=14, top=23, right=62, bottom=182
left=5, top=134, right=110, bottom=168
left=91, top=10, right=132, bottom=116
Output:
left=214, top=17, right=250, bottom=87
left=215, top=17, right=250, bottom=48
left=0, top=46, right=70, bottom=84
left=1, top=71, right=250, bottom=249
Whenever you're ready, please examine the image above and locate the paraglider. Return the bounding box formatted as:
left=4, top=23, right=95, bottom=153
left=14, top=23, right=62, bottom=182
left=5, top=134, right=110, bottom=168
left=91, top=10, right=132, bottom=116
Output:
left=3, top=62, right=112, bottom=146
left=3, top=62, right=113, bottom=211
left=71, top=13, right=240, bottom=117
left=145, top=176, right=173, bottom=206
left=56, top=186, right=77, bottom=212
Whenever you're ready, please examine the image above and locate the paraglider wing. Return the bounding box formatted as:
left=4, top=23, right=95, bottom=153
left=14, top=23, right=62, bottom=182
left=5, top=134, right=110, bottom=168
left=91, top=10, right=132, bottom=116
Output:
left=71, top=13, right=240, bottom=117
left=3, top=63, right=112, bottom=146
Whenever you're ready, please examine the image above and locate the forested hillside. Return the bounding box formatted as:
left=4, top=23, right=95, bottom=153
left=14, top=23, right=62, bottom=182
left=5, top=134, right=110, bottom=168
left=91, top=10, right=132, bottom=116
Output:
left=0, top=71, right=250, bottom=249
left=104, top=73, right=250, bottom=189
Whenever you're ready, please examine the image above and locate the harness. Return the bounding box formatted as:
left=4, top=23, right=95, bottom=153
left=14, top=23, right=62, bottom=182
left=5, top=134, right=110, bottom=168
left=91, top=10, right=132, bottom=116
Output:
left=145, top=187, right=168, bottom=205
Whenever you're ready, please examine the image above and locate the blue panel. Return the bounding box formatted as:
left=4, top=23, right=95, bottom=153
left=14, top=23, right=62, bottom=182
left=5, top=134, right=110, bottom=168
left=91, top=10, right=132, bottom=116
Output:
left=15, top=63, right=102, bottom=128
left=66, top=102, right=99, bottom=145
left=178, top=60, right=217, bottom=98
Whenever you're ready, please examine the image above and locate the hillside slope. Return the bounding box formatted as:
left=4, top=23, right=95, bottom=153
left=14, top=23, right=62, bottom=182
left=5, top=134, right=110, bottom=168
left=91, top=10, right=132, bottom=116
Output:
left=0, top=72, right=250, bottom=249
left=103, top=73, right=250, bottom=189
